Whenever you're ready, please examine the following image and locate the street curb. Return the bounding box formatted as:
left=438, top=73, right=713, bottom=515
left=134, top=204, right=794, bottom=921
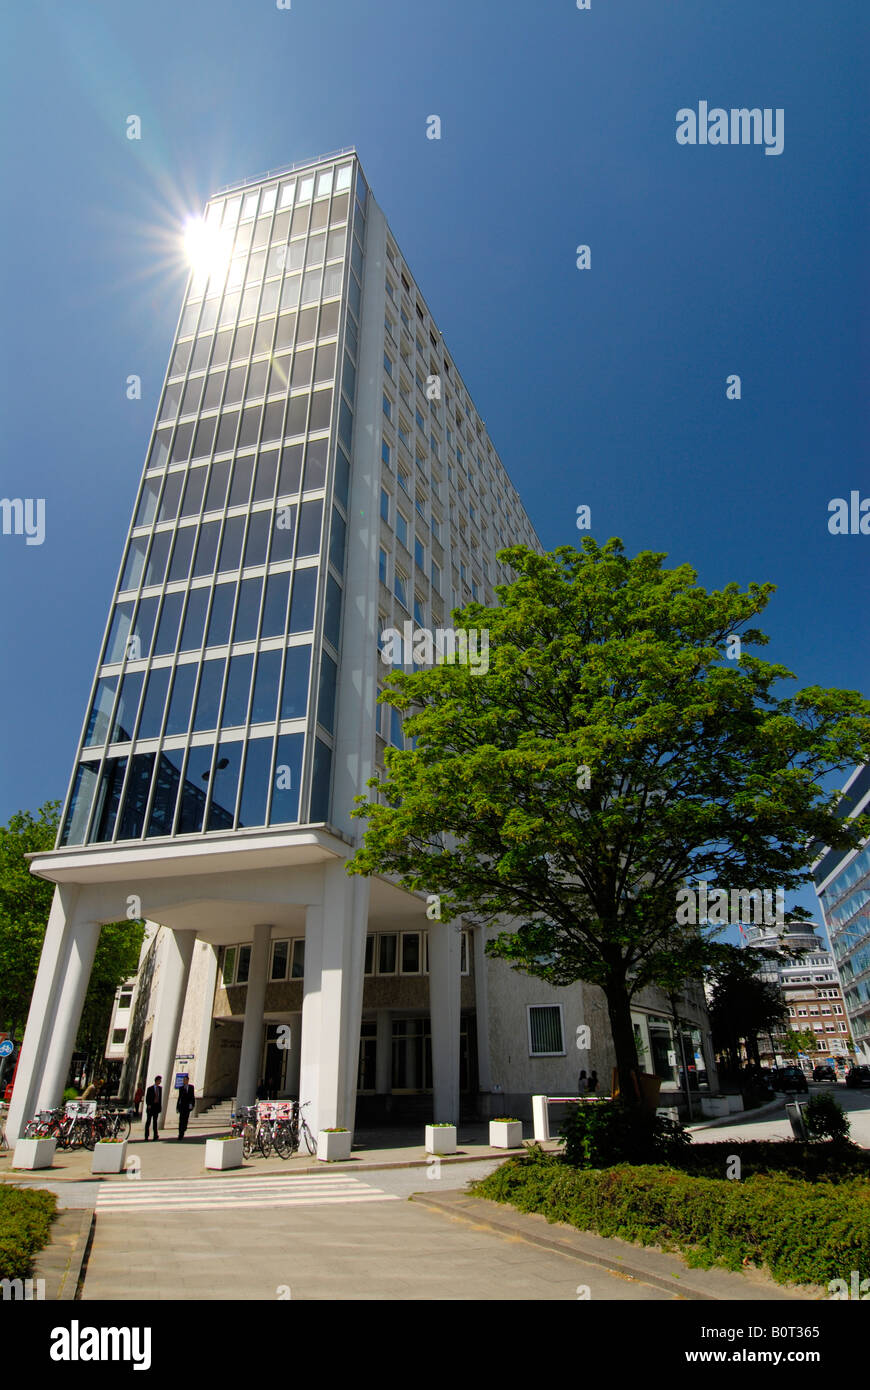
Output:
left=0, top=1146, right=523, bottom=1184
left=409, top=1190, right=815, bottom=1301
left=32, top=1206, right=94, bottom=1301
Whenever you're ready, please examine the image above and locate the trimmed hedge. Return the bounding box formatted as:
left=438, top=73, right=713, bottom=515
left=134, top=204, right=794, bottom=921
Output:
left=471, top=1155, right=870, bottom=1285
left=669, top=1139, right=870, bottom=1183
left=0, top=1187, right=57, bottom=1280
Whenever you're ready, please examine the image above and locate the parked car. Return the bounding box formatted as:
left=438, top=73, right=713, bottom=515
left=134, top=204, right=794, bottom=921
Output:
left=777, top=1066, right=809, bottom=1093
left=812, top=1065, right=836, bottom=1082
left=845, top=1065, right=870, bottom=1089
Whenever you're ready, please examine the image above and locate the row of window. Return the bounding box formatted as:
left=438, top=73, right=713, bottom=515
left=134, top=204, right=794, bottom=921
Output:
left=220, top=930, right=472, bottom=986
left=62, top=729, right=333, bottom=846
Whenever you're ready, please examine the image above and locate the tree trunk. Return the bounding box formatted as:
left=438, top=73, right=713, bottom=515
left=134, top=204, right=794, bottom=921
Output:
left=603, top=977, right=641, bottom=1103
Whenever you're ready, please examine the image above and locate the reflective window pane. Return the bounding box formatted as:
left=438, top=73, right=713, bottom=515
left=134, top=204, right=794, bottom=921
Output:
left=270, top=733, right=304, bottom=824
left=238, top=736, right=273, bottom=827
left=146, top=747, right=184, bottom=838
left=251, top=648, right=282, bottom=723
left=193, top=656, right=226, bottom=731
left=280, top=645, right=311, bottom=720
left=111, top=670, right=144, bottom=742
left=177, top=744, right=214, bottom=834
left=165, top=663, right=198, bottom=735
left=85, top=678, right=117, bottom=747
left=61, top=763, right=99, bottom=846
left=288, top=567, right=317, bottom=631
left=138, top=666, right=171, bottom=740
left=206, top=742, right=242, bottom=830
left=222, top=653, right=254, bottom=728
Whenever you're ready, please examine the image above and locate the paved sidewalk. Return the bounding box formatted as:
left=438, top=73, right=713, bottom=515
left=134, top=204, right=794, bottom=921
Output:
left=0, top=1121, right=536, bottom=1191
left=411, top=1190, right=821, bottom=1301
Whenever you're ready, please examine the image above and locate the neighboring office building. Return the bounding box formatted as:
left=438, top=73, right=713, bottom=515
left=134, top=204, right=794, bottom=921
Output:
left=741, top=922, right=853, bottom=1067
left=813, top=763, right=870, bottom=1064
left=11, top=148, right=715, bottom=1142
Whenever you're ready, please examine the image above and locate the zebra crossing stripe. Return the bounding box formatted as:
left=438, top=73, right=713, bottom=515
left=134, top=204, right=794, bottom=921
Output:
left=95, top=1173, right=399, bottom=1213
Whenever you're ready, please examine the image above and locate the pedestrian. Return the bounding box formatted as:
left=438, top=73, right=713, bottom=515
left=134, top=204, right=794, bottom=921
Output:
left=587, top=1070, right=598, bottom=1094
left=577, top=1069, right=587, bottom=1094
left=133, top=1083, right=143, bottom=1119
left=176, top=1079, right=196, bottom=1141
left=144, top=1075, right=163, bottom=1141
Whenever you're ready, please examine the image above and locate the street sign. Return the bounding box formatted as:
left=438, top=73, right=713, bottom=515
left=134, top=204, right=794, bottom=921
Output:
left=0, top=1040, right=14, bottom=1058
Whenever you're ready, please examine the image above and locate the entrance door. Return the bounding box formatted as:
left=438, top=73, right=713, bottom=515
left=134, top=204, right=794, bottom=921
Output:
left=261, top=1025, right=287, bottom=1098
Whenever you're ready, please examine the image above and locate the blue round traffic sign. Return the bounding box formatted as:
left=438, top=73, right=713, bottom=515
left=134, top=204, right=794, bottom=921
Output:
left=0, top=1039, right=15, bottom=1057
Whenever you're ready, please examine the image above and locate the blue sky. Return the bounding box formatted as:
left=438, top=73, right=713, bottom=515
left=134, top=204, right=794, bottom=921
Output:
left=1, top=0, right=866, bottom=928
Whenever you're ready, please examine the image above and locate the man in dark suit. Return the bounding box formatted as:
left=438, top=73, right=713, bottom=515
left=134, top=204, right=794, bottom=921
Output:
left=144, top=1075, right=163, bottom=1141
left=176, top=1080, right=196, bottom=1140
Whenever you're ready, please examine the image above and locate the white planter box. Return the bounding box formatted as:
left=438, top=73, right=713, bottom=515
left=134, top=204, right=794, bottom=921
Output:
left=700, top=1097, right=730, bottom=1118
left=317, top=1130, right=352, bottom=1162
left=726, top=1095, right=744, bottom=1113
left=13, top=1138, right=57, bottom=1170
left=489, top=1120, right=523, bottom=1149
left=91, top=1141, right=128, bottom=1174
left=204, top=1137, right=244, bottom=1170
left=425, top=1124, right=457, bottom=1155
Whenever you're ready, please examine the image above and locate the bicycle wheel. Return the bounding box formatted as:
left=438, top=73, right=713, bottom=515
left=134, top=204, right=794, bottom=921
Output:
left=22, top=1120, right=40, bottom=1139
left=257, top=1124, right=273, bottom=1159
left=113, top=1115, right=131, bottom=1142
left=242, top=1123, right=256, bottom=1159
left=77, top=1120, right=96, bottom=1151
left=273, top=1123, right=293, bottom=1160
left=302, top=1120, right=317, bottom=1155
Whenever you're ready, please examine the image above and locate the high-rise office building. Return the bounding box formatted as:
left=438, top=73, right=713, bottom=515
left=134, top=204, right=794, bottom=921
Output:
left=9, top=150, right=714, bottom=1140
left=813, top=764, right=870, bottom=1063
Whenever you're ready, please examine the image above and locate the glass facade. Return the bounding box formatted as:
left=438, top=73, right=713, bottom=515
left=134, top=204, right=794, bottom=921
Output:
left=817, top=838, right=870, bottom=1054
left=60, top=156, right=362, bottom=846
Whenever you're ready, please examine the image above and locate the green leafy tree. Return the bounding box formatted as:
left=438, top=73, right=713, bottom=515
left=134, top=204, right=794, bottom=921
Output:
left=781, top=1028, right=818, bottom=1060
left=0, top=803, right=59, bottom=1034
left=0, top=803, right=143, bottom=1072
left=348, top=540, right=870, bottom=1098
left=706, top=946, right=788, bottom=1071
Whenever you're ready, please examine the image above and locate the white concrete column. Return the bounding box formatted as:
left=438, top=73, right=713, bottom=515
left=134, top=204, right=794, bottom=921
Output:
left=299, top=863, right=369, bottom=1135
left=236, top=924, right=272, bottom=1106
left=7, top=884, right=83, bottom=1140
left=472, top=926, right=492, bottom=1093
left=375, top=1008, right=392, bottom=1093
left=194, top=943, right=219, bottom=1097
left=35, top=917, right=102, bottom=1113
left=277, top=1013, right=301, bottom=1096
left=428, top=921, right=462, bottom=1123
left=147, top=929, right=196, bottom=1120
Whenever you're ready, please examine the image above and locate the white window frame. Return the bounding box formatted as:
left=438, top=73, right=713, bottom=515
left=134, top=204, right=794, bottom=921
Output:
left=527, top=1003, right=566, bottom=1057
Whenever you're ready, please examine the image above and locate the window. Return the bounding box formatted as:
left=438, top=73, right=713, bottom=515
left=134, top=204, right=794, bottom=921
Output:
left=271, top=940, right=289, bottom=980
left=118, top=989, right=134, bottom=1010
left=431, top=515, right=441, bottom=542
left=380, top=488, right=390, bottom=524
left=384, top=351, right=394, bottom=378
left=381, top=439, right=392, bottom=468
left=221, top=946, right=237, bottom=985
left=398, top=468, right=410, bottom=494
left=111, top=1029, right=127, bottom=1046
left=401, top=932, right=421, bottom=974
left=431, top=560, right=441, bottom=594
left=393, top=569, right=408, bottom=608
left=414, top=536, right=425, bottom=569
left=378, top=546, right=388, bottom=586
left=528, top=1004, right=565, bottom=1056
left=291, top=939, right=305, bottom=979
left=396, top=511, right=408, bottom=549
left=379, top=934, right=398, bottom=974
left=236, top=944, right=252, bottom=984
left=383, top=394, right=392, bottom=421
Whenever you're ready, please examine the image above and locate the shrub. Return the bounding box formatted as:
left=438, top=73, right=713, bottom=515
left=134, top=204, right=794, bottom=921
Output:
left=471, top=1154, right=870, bottom=1286
left=0, top=1187, right=57, bottom=1281
left=804, top=1093, right=851, bottom=1144
left=560, top=1099, right=691, bottom=1168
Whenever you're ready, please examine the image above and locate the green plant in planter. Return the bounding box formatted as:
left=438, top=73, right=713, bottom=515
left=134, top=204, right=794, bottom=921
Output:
left=561, top=1099, right=691, bottom=1168
left=430, top=1122, right=455, bottom=1127
left=804, top=1092, right=852, bottom=1144
left=491, top=1117, right=521, bottom=1123
left=96, top=1138, right=126, bottom=1144
left=322, top=1128, right=348, bottom=1133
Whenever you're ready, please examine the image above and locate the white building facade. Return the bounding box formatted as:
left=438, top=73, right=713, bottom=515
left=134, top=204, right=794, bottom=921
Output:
left=9, top=151, right=714, bottom=1141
